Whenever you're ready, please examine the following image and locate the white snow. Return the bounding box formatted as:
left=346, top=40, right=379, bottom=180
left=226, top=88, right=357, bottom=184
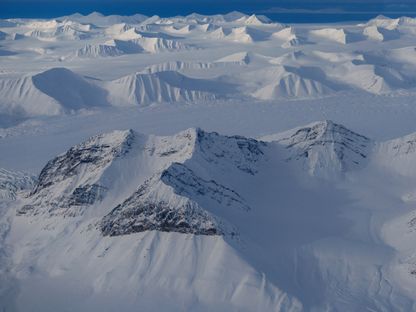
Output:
left=309, top=27, right=349, bottom=44
left=76, top=43, right=124, bottom=58
left=1, top=11, right=416, bottom=312
left=0, top=68, right=109, bottom=117
left=363, top=25, right=385, bottom=41
left=0, top=169, right=34, bottom=200
left=104, top=71, right=221, bottom=106
left=236, top=14, right=272, bottom=26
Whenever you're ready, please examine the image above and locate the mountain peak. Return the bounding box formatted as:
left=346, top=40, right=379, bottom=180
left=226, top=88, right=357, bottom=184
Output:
left=243, top=14, right=271, bottom=25
left=98, top=127, right=257, bottom=237
left=263, top=120, right=371, bottom=179
left=100, top=171, right=224, bottom=237
left=16, top=127, right=264, bottom=235
left=18, top=129, right=135, bottom=216
left=87, top=11, right=104, bottom=18
left=35, top=128, right=136, bottom=190
left=278, top=120, right=367, bottom=145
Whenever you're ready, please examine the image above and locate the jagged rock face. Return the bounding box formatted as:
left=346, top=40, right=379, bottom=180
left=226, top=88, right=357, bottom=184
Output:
left=0, top=169, right=35, bottom=200
left=67, top=184, right=107, bottom=206
left=270, top=121, right=371, bottom=179
left=161, top=163, right=250, bottom=211
left=16, top=127, right=264, bottom=235
left=100, top=174, right=222, bottom=236
left=100, top=130, right=257, bottom=237
left=144, top=128, right=266, bottom=175
left=18, top=130, right=134, bottom=216
left=195, top=130, right=266, bottom=175
left=33, top=130, right=134, bottom=193
left=15, top=122, right=375, bottom=239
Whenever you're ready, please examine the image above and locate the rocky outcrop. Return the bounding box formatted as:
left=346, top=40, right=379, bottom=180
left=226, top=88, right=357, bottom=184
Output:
left=100, top=173, right=222, bottom=236
left=18, top=130, right=134, bottom=216
left=0, top=169, right=35, bottom=200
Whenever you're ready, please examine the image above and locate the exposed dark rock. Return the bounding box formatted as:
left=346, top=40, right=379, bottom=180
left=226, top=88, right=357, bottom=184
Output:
left=33, top=130, right=134, bottom=195
left=161, top=163, right=250, bottom=211
left=67, top=184, right=107, bottom=206
left=195, top=129, right=266, bottom=175
left=19, top=130, right=134, bottom=217
left=100, top=174, right=221, bottom=236
left=277, top=120, right=371, bottom=175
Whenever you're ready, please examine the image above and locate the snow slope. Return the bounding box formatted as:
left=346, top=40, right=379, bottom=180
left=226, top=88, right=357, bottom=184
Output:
left=262, top=120, right=372, bottom=179
left=76, top=43, right=124, bottom=57
left=105, top=71, right=227, bottom=106
left=272, top=27, right=304, bottom=48
left=0, top=169, right=34, bottom=200
left=1, top=11, right=416, bottom=312
left=2, top=11, right=414, bottom=112
left=0, top=68, right=109, bottom=116
left=3, top=122, right=416, bottom=311
left=248, top=66, right=345, bottom=99
left=8, top=127, right=303, bottom=311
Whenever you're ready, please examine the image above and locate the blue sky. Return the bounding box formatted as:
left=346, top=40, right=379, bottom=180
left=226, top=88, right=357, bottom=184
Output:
left=1, top=0, right=416, bottom=21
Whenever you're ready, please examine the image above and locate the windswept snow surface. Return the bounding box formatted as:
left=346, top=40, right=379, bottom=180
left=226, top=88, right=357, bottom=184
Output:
left=1, top=11, right=416, bottom=312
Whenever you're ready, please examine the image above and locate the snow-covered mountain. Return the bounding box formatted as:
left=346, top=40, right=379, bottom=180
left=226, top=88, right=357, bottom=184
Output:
left=59, top=12, right=148, bottom=27
left=76, top=43, right=124, bottom=57
left=3, top=121, right=416, bottom=311
left=2, top=11, right=416, bottom=312
left=309, top=28, right=351, bottom=44
left=262, top=120, right=372, bottom=179
left=247, top=65, right=346, bottom=99
left=105, top=71, right=226, bottom=106
left=126, top=36, right=193, bottom=53
left=0, top=68, right=109, bottom=116
left=140, top=60, right=214, bottom=73
left=18, top=129, right=135, bottom=217
left=0, top=66, right=236, bottom=114
left=375, top=132, right=416, bottom=177
left=272, top=27, right=305, bottom=48
left=19, top=127, right=262, bottom=219
left=0, top=168, right=34, bottom=200
left=2, top=12, right=416, bottom=115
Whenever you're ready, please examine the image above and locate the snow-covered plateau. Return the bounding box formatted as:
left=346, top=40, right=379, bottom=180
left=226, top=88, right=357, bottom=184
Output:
left=1, top=11, right=416, bottom=311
